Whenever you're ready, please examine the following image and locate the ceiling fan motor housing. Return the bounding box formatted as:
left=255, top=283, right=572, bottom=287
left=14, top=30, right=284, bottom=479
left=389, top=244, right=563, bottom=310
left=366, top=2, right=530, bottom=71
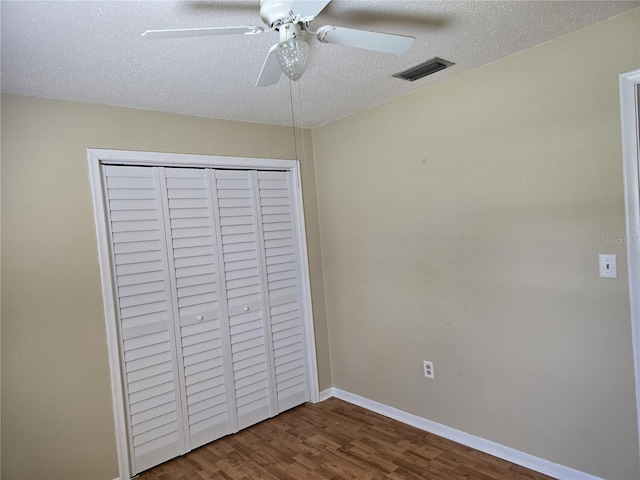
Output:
left=260, top=0, right=298, bottom=29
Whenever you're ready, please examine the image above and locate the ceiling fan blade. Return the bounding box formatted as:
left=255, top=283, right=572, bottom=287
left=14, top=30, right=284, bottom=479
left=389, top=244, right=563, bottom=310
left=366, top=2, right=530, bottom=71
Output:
left=142, top=26, right=263, bottom=39
left=290, top=0, right=332, bottom=20
left=316, top=25, right=414, bottom=54
left=256, top=44, right=282, bottom=88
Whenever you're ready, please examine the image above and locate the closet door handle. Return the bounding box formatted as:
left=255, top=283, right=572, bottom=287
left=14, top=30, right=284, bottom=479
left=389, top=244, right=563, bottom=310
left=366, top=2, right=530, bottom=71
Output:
left=196, top=315, right=204, bottom=322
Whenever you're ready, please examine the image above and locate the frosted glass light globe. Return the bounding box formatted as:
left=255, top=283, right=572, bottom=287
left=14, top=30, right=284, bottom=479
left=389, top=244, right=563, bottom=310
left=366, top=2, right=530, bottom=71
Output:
left=276, top=38, right=310, bottom=81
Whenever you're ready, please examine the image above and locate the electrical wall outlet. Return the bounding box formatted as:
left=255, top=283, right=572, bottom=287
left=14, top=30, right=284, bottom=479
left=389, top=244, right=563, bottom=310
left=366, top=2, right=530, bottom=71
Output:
left=423, top=360, right=434, bottom=379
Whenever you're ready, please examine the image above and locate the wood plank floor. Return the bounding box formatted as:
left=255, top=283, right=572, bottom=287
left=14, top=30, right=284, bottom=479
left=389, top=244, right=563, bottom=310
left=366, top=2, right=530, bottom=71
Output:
left=137, top=397, right=556, bottom=480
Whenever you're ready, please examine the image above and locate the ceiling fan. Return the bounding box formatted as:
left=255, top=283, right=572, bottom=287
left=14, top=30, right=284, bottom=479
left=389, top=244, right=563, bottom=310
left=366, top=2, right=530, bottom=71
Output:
left=142, top=0, right=416, bottom=87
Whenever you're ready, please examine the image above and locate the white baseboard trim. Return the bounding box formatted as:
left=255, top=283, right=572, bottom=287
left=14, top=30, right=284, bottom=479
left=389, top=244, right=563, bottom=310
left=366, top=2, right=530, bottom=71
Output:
left=318, top=387, right=334, bottom=402
left=320, top=387, right=603, bottom=480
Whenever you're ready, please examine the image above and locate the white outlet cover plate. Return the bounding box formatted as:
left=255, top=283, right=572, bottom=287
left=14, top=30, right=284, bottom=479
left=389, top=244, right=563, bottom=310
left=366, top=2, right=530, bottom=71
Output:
left=423, top=360, right=434, bottom=379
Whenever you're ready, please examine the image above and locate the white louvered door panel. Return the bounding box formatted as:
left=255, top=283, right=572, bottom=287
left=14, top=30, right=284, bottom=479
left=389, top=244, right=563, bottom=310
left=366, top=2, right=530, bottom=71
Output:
left=103, top=165, right=185, bottom=474
left=213, top=170, right=276, bottom=430
left=101, top=161, right=312, bottom=476
left=256, top=171, right=309, bottom=412
left=162, top=168, right=235, bottom=450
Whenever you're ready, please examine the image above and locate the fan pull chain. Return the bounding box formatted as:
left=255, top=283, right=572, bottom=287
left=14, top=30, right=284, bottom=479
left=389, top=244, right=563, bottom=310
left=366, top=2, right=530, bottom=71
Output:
left=289, top=79, right=307, bottom=188
left=296, top=80, right=308, bottom=184
left=287, top=76, right=298, bottom=159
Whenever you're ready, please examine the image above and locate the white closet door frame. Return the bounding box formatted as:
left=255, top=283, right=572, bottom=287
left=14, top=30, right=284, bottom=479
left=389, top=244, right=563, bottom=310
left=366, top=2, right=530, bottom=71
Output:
left=88, top=149, right=319, bottom=480
left=620, top=69, right=640, bottom=467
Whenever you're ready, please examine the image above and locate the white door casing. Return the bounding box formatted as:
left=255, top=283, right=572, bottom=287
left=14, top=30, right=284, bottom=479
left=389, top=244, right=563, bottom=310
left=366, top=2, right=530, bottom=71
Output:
left=619, top=69, right=640, bottom=466
left=88, top=150, right=319, bottom=480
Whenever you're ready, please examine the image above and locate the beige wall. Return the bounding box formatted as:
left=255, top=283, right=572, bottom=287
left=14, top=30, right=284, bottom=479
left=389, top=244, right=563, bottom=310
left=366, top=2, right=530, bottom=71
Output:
left=312, top=9, right=640, bottom=480
left=0, top=95, right=331, bottom=479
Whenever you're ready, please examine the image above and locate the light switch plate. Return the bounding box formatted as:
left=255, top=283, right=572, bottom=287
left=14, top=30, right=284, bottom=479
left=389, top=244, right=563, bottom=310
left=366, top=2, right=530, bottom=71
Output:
left=599, top=254, right=617, bottom=279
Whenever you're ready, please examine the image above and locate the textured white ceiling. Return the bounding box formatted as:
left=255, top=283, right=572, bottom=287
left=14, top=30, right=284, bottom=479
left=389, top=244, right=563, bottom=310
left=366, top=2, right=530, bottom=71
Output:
left=1, top=0, right=637, bottom=127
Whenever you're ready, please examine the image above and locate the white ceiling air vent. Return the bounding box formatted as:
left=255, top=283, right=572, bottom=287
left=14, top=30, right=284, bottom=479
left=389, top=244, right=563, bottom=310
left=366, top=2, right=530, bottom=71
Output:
left=393, top=57, right=454, bottom=81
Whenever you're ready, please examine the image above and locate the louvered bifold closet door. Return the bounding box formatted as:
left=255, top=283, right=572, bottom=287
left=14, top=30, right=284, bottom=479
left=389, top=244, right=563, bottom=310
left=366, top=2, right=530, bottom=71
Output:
left=103, top=165, right=185, bottom=474
left=161, top=168, right=235, bottom=450
left=213, top=170, right=276, bottom=430
left=256, top=171, right=309, bottom=412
